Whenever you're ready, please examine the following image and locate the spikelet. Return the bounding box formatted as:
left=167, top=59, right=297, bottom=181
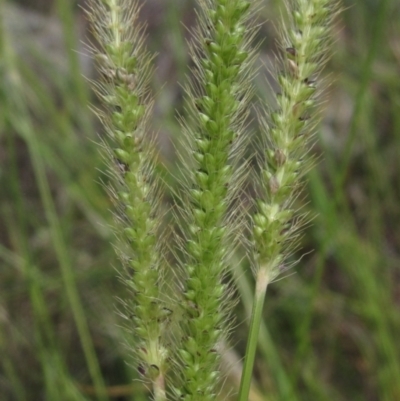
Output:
left=253, top=0, right=339, bottom=279
left=239, top=1, right=340, bottom=399
left=173, top=1, right=259, bottom=400
left=85, top=1, right=168, bottom=399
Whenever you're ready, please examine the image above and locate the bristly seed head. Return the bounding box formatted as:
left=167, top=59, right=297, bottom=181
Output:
left=87, top=0, right=169, bottom=397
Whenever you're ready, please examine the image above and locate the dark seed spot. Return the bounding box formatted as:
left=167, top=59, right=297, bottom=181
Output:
left=286, top=47, right=297, bottom=57
left=138, top=363, right=146, bottom=376
left=304, top=77, right=316, bottom=86
left=150, top=364, right=160, bottom=373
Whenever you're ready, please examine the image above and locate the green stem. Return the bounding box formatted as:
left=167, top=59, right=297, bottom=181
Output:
left=27, top=119, right=109, bottom=401
left=2, top=29, right=108, bottom=401
left=154, top=374, right=167, bottom=401
left=238, top=268, right=270, bottom=401
left=233, top=256, right=297, bottom=401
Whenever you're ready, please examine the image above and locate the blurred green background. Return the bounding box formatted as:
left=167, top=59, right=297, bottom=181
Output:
left=1, top=0, right=399, bottom=400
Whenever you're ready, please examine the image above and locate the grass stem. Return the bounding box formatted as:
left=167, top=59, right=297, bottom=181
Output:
left=238, top=268, right=269, bottom=401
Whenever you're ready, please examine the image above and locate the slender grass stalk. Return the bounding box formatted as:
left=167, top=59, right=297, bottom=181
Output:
left=238, top=1, right=339, bottom=401
left=238, top=268, right=270, bottom=401
left=54, top=0, right=91, bottom=133
left=175, top=1, right=257, bottom=400
left=8, top=96, right=108, bottom=401
left=0, top=26, right=108, bottom=400
left=86, top=1, right=168, bottom=400
left=4, top=134, right=88, bottom=400
left=232, top=257, right=297, bottom=401
left=337, top=0, right=390, bottom=191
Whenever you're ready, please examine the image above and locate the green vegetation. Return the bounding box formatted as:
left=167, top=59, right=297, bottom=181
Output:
left=1, top=0, right=399, bottom=401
